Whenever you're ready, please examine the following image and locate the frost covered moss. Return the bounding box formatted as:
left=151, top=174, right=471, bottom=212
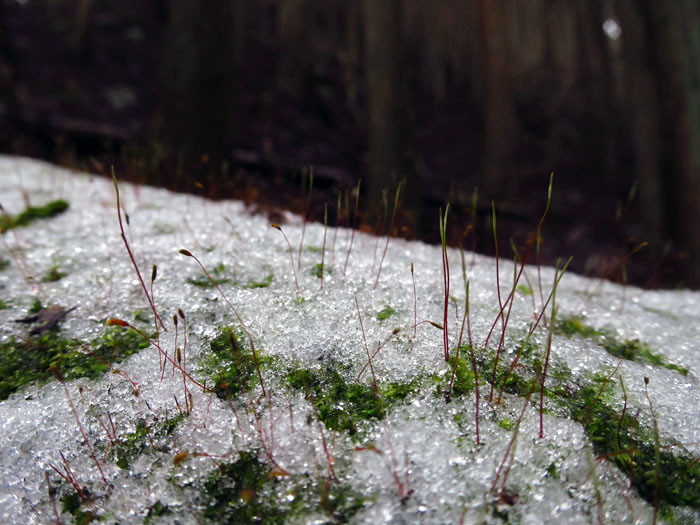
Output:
left=0, top=326, right=150, bottom=400
left=201, top=449, right=364, bottom=524
left=198, top=326, right=273, bottom=399
left=556, top=315, right=688, bottom=375
left=0, top=199, right=69, bottom=232
left=287, top=365, right=417, bottom=438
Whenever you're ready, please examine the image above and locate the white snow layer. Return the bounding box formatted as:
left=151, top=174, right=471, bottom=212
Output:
left=0, top=156, right=698, bottom=524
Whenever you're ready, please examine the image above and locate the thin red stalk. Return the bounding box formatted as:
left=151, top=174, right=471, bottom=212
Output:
left=357, top=328, right=400, bottom=382
left=580, top=358, right=624, bottom=426
left=491, top=379, right=536, bottom=496
left=452, top=250, right=479, bottom=444
left=111, top=168, right=166, bottom=331
left=271, top=224, right=299, bottom=293
left=343, top=179, right=361, bottom=280
left=539, top=261, right=561, bottom=438
left=411, top=262, right=417, bottom=340
left=484, top=175, right=554, bottom=398
left=107, top=318, right=206, bottom=391
left=644, top=377, right=660, bottom=525
left=371, top=189, right=388, bottom=273
left=374, top=181, right=403, bottom=289
left=331, top=191, right=341, bottom=266
left=179, top=249, right=266, bottom=398
left=355, top=295, right=378, bottom=391
left=45, top=472, right=61, bottom=525
left=317, top=421, right=338, bottom=481
left=440, top=206, right=450, bottom=361
left=51, top=366, right=108, bottom=484
left=495, top=257, right=572, bottom=405
left=297, top=168, right=313, bottom=270
left=320, top=202, right=328, bottom=289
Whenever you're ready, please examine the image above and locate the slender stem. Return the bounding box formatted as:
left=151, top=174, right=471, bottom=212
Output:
left=112, top=168, right=167, bottom=331
left=374, top=181, right=403, bottom=289
left=343, top=179, right=361, bottom=280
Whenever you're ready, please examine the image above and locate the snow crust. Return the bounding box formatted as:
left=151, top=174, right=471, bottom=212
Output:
left=0, top=156, right=698, bottom=524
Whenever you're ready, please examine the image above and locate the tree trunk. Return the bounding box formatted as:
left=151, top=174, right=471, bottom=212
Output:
left=363, top=0, right=410, bottom=217
left=159, top=0, right=237, bottom=178
left=478, top=0, right=517, bottom=199
left=640, top=0, right=700, bottom=286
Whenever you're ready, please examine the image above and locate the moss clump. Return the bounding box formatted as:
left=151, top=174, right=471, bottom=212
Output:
left=60, top=490, right=98, bottom=525
left=559, top=373, right=700, bottom=510
left=376, top=305, right=397, bottom=321
left=198, top=326, right=271, bottom=400
left=202, top=450, right=364, bottom=524
left=0, top=326, right=150, bottom=400
left=555, top=316, right=604, bottom=339
left=288, top=366, right=384, bottom=436
left=0, top=258, right=9, bottom=271
left=110, top=414, right=185, bottom=470
left=144, top=500, right=171, bottom=524
left=288, top=365, right=414, bottom=438
left=0, top=199, right=69, bottom=232
left=433, top=353, right=476, bottom=399
left=186, top=262, right=231, bottom=288
left=557, top=316, right=687, bottom=375
left=202, top=450, right=280, bottom=524
left=601, top=338, right=688, bottom=375
left=310, top=263, right=327, bottom=278
left=42, top=265, right=67, bottom=282
left=244, top=274, right=273, bottom=289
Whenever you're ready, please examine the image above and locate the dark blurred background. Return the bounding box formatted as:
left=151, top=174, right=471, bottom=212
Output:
left=1, top=1, right=699, bottom=288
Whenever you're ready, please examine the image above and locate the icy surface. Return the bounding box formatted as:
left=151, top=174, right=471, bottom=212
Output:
left=0, top=156, right=698, bottom=524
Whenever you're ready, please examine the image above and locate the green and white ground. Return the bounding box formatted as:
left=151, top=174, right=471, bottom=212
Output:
left=0, top=156, right=698, bottom=524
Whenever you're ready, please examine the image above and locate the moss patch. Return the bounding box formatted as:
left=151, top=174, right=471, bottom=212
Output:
left=42, top=265, right=67, bottom=282
left=557, top=316, right=687, bottom=375
left=555, top=373, right=700, bottom=510
left=376, top=305, right=397, bottom=321
left=0, top=199, right=69, bottom=232
left=287, top=365, right=416, bottom=438
left=601, top=338, right=688, bottom=375
left=198, top=326, right=272, bottom=400
left=0, top=326, right=151, bottom=400
left=201, top=449, right=364, bottom=524
left=110, top=414, right=185, bottom=470
left=186, top=262, right=231, bottom=288
left=244, top=274, right=273, bottom=289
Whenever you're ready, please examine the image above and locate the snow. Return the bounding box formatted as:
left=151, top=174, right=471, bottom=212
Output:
left=0, top=156, right=698, bottom=524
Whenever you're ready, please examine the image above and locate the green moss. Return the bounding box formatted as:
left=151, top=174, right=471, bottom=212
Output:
left=556, top=316, right=604, bottom=339
left=201, top=450, right=363, bottom=524
left=187, top=262, right=231, bottom=288
left=516, top=284, right=533, bottom=296
left=498, top=418, right=515, bottom=431
left=110, top=414, right=185, bottom=470
left=144, top=501, right=171, bottom=524
left=556, top=316, right=687, bottom=375
left=601, top=338, right=688, bottom=375
left=42, top=265, right=67, bottom=282
left=310, top=263, right=327, bottom=278
left=198, top=326, right=271, bottom=400
left=433, top=353, right=476, bottom=399
left=376, top=305, right=397, bottom=321
left=202, top=450, right=280, bottom=524
left=61, top=491, right=98, bottom=525
left=0, top=326, right=150, bottom=400
left=0, top=258, right=9, bottom=271
left=287, top=365, right=411, bottom=438
left=554, top=372, right=700, bottom=510
left=245, top=274, right=273, bottom=289
left=0, top=300, right=9, bottom=310
left=0, top=199, right=69, bottom=232
left=30, top=298, right=43, bottom=313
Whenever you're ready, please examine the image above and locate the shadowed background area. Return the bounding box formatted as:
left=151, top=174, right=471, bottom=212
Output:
left=1, top=0, right=699, bottom=288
